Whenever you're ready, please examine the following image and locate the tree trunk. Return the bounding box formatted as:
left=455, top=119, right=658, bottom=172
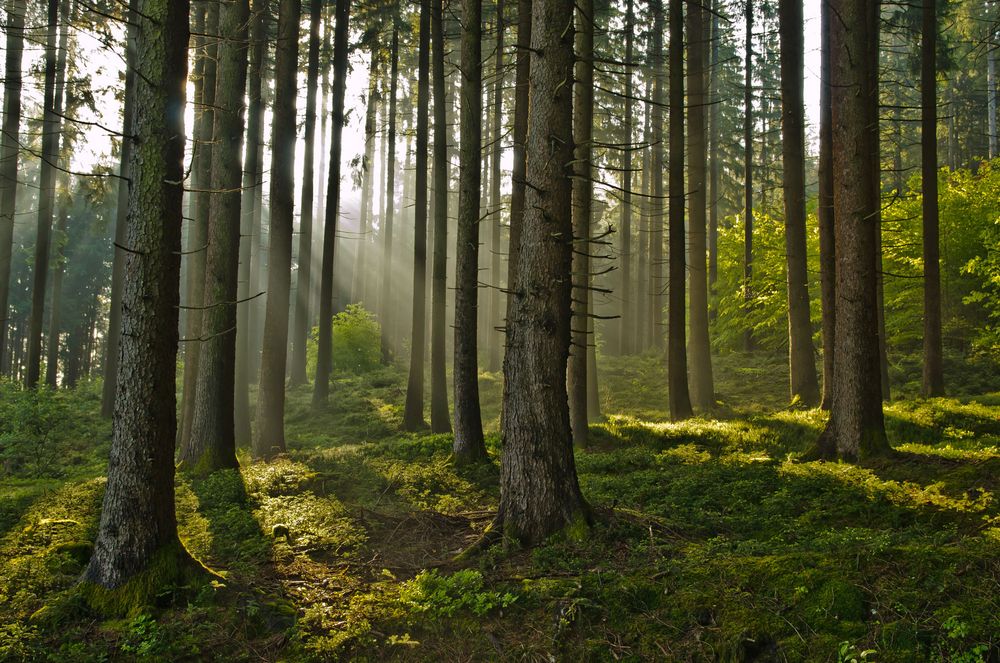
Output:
left=505, top=0, right=530, bottom=342
left=990, top=39, right=997, bottom=159
left=25, top=0, right=65, bottom=388
left=486, top=0, right=505, bottom=373
left=498, top=0, right=590, bottom=545
left=707, top=0, right=719, bottom=308
left=0, top=0, right=25, bottom=374
left=179, top=1, right=218, bottom=448
left=430, top=0, right=451, bottom=433
left=402, top=0, right=432, bottom=431
left=818, top=0, right=835, bottom=410
left=636, top=94, right=650, bottom=352
left=80, top=0, right=207, bottom=614
left=742, top=0, right=754, bottom=353
left=352, top=47, right=379, bottom=308
left=289, top=0, right=322, bottom=386
left=779, top=0, right=820, bottom=406
left=648, top=1, right=666, bottom=353
left=312, top=0, right=349, bottom=406
left=568, top=0, right=593, bottom=445
left=254, top=0, right=300, bottom=458
left=687, top=0, right=713, bottom=409
left=453, top=0, right=487, bottom=462
left=921, top=0, right=944, bottom=396
left=815, top=0, right=890, bottom=461
left=618, top=0, right=634, bottom=356
left=234, top=0, right=268, bottom=446
left=247, top=24, right=270, bottom=386
left=380, top=24, right=399, bottom=363
left=182, top=0, right=250, bottom=474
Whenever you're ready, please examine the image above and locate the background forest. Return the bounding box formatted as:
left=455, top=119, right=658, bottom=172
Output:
left=0, top=0, right=998, bottom=659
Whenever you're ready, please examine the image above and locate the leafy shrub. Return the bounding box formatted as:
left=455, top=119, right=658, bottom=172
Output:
left=399, top=569, right=517, bottom=618
left=0, top=384, right=69, bottom=478
left=308, top=304, right=382, bottom=375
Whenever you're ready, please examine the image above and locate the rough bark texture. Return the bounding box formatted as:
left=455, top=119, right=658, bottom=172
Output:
left=182, top=0, right=250, bottom=474
left=0, top=0, right=25, bottom=373
left=505, top=0, right=530, bottom=334
left=648, top=0, right=665, bottom=352
left=453, top=0, right=487, bottom=462
left=818, top=0, right=835, bottom=410
left=742, top=0, right=754, bottom=353
left=666, top=0, right=692, bottom=420
left=402, top=0, right=432, bottom=431
left=498, top=0, right=590, bottom=546
left=254, top=0, right=300, bottom=458
left=312, top=0, right=349, bottom=406
left=921, top=0, right=944, bottom=397
left=687, top=0, right=713, bottom=410
left=779, top=0, right=820, bottom=406
left=815, top=0, right=890, bottom=461
left=80, top=0, right=205, bottom=614
left=25, top=0, right=64, bottom=388
left=568, top=0, right=593, bottom=446
left=289, top=0, right=322, bottom=386
left=380, top=25, right=399, bottom=363
left=618, top=0, right=634, bottom=356
left=429, top=0, right=451, bottom=433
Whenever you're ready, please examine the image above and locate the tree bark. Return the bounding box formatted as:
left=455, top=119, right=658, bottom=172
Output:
left=618, top=0, right=634, bottom=356
left=380, top=24, right=399, bottom=363
left=0, top=0, right=25, bottom=374
left=636, top=92, right=651, bottom=352
left=687, top=0, right=713, bottom=410
left=486, top=0, right=505, bottom=373
left=779, top=0, right=820, bottom=406
left=707, top=0, right=719, bottom=307
left=921, top=0, right=944, bottom=397
left=312, top=0, right=350, bottom=407
left=648, top=0, right=666, bottom=353
left=351, top=46, right=379, bottom=308
left=430, top=0, right=451, bottom=433
left=80, top=0, right=207, bottom=613
left=402, top=0, right=432, bottom=431
left=183, top=0, right=250, bottom=474
left=568, top=0, right=593, bottom=445
left=505, top=0, right=530, bottom=339
left=254, top=0, right=300, bottom=458
left=289, top=0, right=322, bottom=386
left=742, top=0, right=754, bottom=353
left=818, top=0, right=835, bottom=409
left=815, top=0, right=890, bottom=461
left=498, top=0, right=590, bottom=545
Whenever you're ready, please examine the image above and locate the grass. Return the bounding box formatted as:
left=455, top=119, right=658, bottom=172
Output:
left=0, top=352, right=998, bottom=661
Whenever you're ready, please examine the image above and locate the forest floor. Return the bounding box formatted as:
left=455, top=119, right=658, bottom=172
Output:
left=1, top=353, right=998, bottom=662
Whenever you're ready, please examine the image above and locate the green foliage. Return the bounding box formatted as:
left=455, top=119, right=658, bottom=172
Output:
left=307, top=304, right=382, bottom=376
left=399, top=569, right=517, bottom=618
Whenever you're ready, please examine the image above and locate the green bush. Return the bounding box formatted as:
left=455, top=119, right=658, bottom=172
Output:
left=307, top=304, right=382, bottom=375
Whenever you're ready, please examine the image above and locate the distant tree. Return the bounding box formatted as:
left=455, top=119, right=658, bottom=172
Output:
left=486, top=0, right=505, bottom=373
left=742, top=0, right=754, bottom=353
left=818, top=0, right=835, bottom=409
left=618, top=0, right=634, bottom=356
left=379, top=23, right=399, bottom=363
left=921, top=0, right=944, bottom=397
left=648, top=0, right=665, bottom=351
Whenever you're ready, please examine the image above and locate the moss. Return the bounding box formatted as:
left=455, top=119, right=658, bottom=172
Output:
left=76, top=540, right=219, bottom=618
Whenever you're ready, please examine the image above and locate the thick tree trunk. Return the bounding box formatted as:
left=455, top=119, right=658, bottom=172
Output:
left=568, top=0, right=593, bottom=445
left=618, top=0, right=634, bottom=356
left=0, top=0, right=25, bottom=374
left=453, top=0, right=487, bottom=462
left=289, top=0, right=322, bottom=386
left=687, top=0, right=713, bottom=410
left=779, top=0, right=820, bottom=406
left=80, top=0, right=207, bottom=614
left=312, top=0, right=349, bottom=406
left=234, top=0, right=268, bottom=446
left=667, top=0, right=692, bottom=420
left=815, top=0, right=890, bottom=461
left=430, top=0, right=451, bottom=433
left=254, top=0, right=300, bottom=458
left=742, top=0, right=754, bottom=353
left=25, top=0, right=65, bottom=388
left=498, top=0, right=589, bottom=545
left=818, top=0, right=835, bottom=409
left=402, top=0, right=432, bottom=431
left=380, top=25, right=399, bottom=363
left=183, top=0, right=250, bottom=474
left=921, top=0, right=944, bottom=397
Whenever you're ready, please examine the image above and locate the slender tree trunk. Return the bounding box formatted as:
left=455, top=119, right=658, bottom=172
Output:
left=815, top=0, right=890, bottom=461
left=486, top=0, right=505, bottom=373
left=818, top=0, right=835, bottom=409
left=288, top=0, right=322, bottom=386
left=352, top=47, right=379, bottom=308
left=182, top=0, right=250, bottom=474
left=312, top=0, right=349, bottom=406
left=0, top=0, right=25, bottom=374
left=248, top=29, right=270, bottom=385
left=990, top=39, right=997, bottom=159
left=430, top=0, right=451, bottom=433
left=687, top=0, right=713, bottom=410
left=380, top=25, right=399, bottom=363
left=636, top=94, right=650, bottom=352
left=80, top=0, right=207, bottom=613
left=25, top=0, right=65, bottom=388
left=779, top=0, right=820, bottom=406
left=708, top=0, right=719, bottom=306
left=498, top=0, right=590, bottom=545
left=402, top=0, right=432, bottom=431
left=742, top=0, right=754, bottom=353
left=506, top=0, right=530, bottom=339
left=569, top=0, right=593, bottom=445
left=648, top=1, right=665, bottom=352
left=254, top=0, right=300, bottom=458
left=921, top=0, right=943, bottom=396
left=619, top=0, right=634, bottom=356
left=179, top=1, right=218, bottom=447
left=453, top=0, right=487, bottom=462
